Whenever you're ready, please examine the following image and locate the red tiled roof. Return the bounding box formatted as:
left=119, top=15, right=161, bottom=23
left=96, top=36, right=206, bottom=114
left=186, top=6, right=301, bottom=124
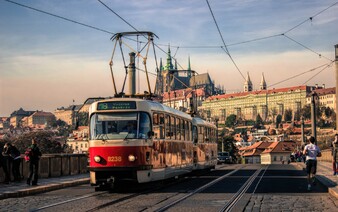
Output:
left=207, top=85, right=307, bottom=101
left=310, top=87, right=335, bottom=96
left=261, top=141, right=296, bottom=154
left=32, top=111, right=55, bottom=117
left=241, top=141, right=274, bottom=156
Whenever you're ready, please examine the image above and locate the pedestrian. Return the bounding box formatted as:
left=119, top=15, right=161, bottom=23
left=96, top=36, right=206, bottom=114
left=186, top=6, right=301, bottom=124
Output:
left=9, top=144, right=22, bottom=181
left=26, top=139, right=42, bottom=186
left=2, top=142, right=12, bottom=184
left=331, top=134, right=338, bottom=175
left=303, top=136, right=321, bottom=191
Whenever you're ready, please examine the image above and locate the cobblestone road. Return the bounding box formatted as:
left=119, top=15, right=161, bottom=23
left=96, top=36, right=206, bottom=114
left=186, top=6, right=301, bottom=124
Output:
left=245, top=194, right=338, bottom=212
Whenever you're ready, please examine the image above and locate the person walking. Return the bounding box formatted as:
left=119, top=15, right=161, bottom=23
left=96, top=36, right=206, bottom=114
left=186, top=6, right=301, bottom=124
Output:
left=9, top=144, right=22, bottom=181
left=27, top=139, right=42, bottom=186
left=331, top=134, right=338, bottom=175
left=2, top=143, right=12, bottom=184
left=303, top=136, right=321, bottom=191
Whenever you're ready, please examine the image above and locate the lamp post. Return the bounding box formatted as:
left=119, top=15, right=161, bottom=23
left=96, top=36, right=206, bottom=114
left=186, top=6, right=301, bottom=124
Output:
left=311, top=92, right=318, bottom=144
left=214, top=116, right=220, bottom=151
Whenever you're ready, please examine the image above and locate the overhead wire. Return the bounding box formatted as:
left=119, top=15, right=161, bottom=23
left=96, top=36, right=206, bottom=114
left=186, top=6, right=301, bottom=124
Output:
left=284, top=1, right=338, bottom=34
left=4, top=0, right=114, bottom=35
left=5, top=0, right=338, bottom=90
left=303, top=61, right=334, bottom=84
left=268, top=63, right=332, bottom=88
left=282, top=34, right=333, bottom=62
left=206, top=0, right=246, bottom=80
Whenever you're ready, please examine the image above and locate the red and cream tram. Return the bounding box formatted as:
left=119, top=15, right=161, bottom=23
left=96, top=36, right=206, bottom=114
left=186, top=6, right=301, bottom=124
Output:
left=88, top=98, right=217, bottom=188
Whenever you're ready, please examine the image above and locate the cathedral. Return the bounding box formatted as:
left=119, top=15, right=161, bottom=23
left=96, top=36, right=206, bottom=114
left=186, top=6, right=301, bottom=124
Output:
left=155, top=47, right=215, bottom=97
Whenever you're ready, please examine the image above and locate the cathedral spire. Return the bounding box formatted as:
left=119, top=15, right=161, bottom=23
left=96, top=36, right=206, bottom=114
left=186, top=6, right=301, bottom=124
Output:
left=260, top=72, right=267, bottom=90
left=244, top=72, right=253, bottom=92
left=165, top=44, right=173, bottom=70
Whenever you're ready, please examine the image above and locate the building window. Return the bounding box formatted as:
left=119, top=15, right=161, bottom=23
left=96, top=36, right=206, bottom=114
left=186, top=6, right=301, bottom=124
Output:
left=273, top=156, right=277, bottom=161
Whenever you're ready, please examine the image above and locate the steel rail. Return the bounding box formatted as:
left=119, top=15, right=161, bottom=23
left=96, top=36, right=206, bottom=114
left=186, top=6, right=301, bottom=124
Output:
left=220, top=166, right=267, bottom=212
left=154, top=168, right=243, bottom=212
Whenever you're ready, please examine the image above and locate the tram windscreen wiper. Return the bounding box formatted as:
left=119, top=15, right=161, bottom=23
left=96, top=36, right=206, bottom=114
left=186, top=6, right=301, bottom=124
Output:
left=123, top=132, right=131, bottom=141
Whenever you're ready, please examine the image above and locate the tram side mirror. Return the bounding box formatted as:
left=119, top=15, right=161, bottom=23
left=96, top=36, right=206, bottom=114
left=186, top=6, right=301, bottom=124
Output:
left=147, top=131, right=154, bottom=138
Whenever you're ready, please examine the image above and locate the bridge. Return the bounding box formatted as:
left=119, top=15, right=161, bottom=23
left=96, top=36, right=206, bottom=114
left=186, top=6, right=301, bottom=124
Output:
left=0, top=151, right=337, bottom=211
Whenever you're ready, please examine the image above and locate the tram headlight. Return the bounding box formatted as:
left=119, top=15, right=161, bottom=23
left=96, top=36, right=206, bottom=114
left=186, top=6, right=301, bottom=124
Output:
left=128, top=154, right=136, bottom=162
left=94, top=155, right=101, bottom=163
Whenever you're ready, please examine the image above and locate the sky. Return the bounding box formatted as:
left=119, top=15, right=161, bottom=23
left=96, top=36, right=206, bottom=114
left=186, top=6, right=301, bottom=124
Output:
left=1, top=0, right=338, bottom=117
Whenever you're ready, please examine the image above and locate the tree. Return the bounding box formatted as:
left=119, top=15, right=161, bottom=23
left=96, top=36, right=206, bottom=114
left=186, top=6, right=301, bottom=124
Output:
left=255, top=114, right=263, bottom=129
left=284, top=109, right=293, bottom=122
left=12, top=131, right=63, bottom=154
left=324, top=106, right=335, bottom=119
left=276, top=114, right=282, bottom=128
left=225, top=114, right=237, bottom=128
left=221, top=135, right=238, bottom=162
left=300, top=105, right=311, bottom=120
left=294, top=109, right=301, bottom=121
left=78, top=112, right=89, bottom=126
left=269, top=108, right=277, bottom=123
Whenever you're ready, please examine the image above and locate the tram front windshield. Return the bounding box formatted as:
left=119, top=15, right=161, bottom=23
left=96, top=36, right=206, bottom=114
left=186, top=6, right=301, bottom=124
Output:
left=90, top=112, right=151, bottom=140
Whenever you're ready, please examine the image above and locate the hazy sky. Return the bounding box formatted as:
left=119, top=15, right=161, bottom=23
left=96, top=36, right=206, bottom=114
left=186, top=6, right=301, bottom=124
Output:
left=1, top=0, right=338, bottom=117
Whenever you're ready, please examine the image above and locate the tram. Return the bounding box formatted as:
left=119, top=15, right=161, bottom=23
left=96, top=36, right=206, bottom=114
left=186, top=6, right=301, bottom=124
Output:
left=87, top=98, right=217, bottom=189
left=85, top=31, right=217, bottom=189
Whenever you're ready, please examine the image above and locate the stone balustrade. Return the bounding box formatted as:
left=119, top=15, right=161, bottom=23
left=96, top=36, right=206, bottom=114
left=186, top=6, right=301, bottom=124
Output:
left=0, top=154, right=88, bottom=183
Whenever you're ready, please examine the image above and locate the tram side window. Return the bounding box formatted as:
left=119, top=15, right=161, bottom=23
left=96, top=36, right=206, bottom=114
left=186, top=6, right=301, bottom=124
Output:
left=153, top=113, right=159, bottom=139
left=139, top=112, right=151, bottom=139
left=206, top=127, right=210, bottom=142
left=159, top=113, right=165, bottom=139
left=189, top=122, right=192, bottom=141
left=192, top=125, right=198, bottom=143
left=171, top=116, right=176, bottom=140
left=198, top=126, right=204, bottom=143
left=181, top=119, right=185, bottom=141
left=176, top=118, right=181, bottom=141
left=165, top=115, right=171, bottom=139
left=211, top=129, right=215, bottom=142
left=153, top=113, right=165, bottom=139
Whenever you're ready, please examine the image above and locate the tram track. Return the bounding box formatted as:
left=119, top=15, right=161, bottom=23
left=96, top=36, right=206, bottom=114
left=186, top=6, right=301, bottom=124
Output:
left=30, top=166, right=252, bottom=212
left=147, top=165, right=268, bottom=212
left=220, top=165, right=268, bottom=212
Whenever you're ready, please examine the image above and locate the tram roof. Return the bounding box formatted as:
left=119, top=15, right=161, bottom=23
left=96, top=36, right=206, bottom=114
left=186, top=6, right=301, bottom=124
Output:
left=192, top=117, right=216, bottom=128
left=90, top=98, right=192, bottom=120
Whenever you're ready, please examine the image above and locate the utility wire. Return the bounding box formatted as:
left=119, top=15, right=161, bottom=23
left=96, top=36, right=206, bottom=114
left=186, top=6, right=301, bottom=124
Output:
left=303, top=61, right=334, bottom=84
left=284, top=1, right=338, bottom=34
left=98, top=0, right=139, bottom=32
left=4, top=0, right=114, bottom=35
left=6, top=0, right=337, bottom=88
left=283, top=34, right=333, bottom=62
left=206, top=0, right=245, bottom=80
left=268, top=63, right=331, bottom=88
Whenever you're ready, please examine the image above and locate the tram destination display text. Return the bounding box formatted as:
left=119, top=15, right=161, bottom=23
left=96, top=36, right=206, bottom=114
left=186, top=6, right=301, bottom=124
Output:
left=97, top=101, right=137, bottom=110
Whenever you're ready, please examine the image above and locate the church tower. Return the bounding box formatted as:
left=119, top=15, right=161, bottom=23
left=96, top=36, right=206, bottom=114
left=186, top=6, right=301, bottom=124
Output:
left=260, top=73, right=267, bottom=90
left=244, top=72, right=253, bottom=92
left=187, top=56, right=192, bottom=78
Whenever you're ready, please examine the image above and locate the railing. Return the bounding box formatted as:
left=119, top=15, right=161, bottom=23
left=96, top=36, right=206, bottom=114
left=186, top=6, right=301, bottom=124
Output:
left=0, top=154, right=88, bottom=183
left=317, top=149, right=332, bottom=162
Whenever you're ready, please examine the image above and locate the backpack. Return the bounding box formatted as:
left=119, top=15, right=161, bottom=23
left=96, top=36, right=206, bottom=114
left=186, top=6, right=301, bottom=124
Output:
left=24, top=147, right=34, bottom=162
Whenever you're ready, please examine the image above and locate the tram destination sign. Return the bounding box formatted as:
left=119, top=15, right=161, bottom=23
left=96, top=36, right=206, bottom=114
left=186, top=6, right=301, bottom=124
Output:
left=97, top=101, right=136, bottom=110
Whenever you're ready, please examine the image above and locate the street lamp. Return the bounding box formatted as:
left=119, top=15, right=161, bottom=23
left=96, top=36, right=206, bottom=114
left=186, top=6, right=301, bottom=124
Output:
left=214, top=116, right=220, bottom=151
